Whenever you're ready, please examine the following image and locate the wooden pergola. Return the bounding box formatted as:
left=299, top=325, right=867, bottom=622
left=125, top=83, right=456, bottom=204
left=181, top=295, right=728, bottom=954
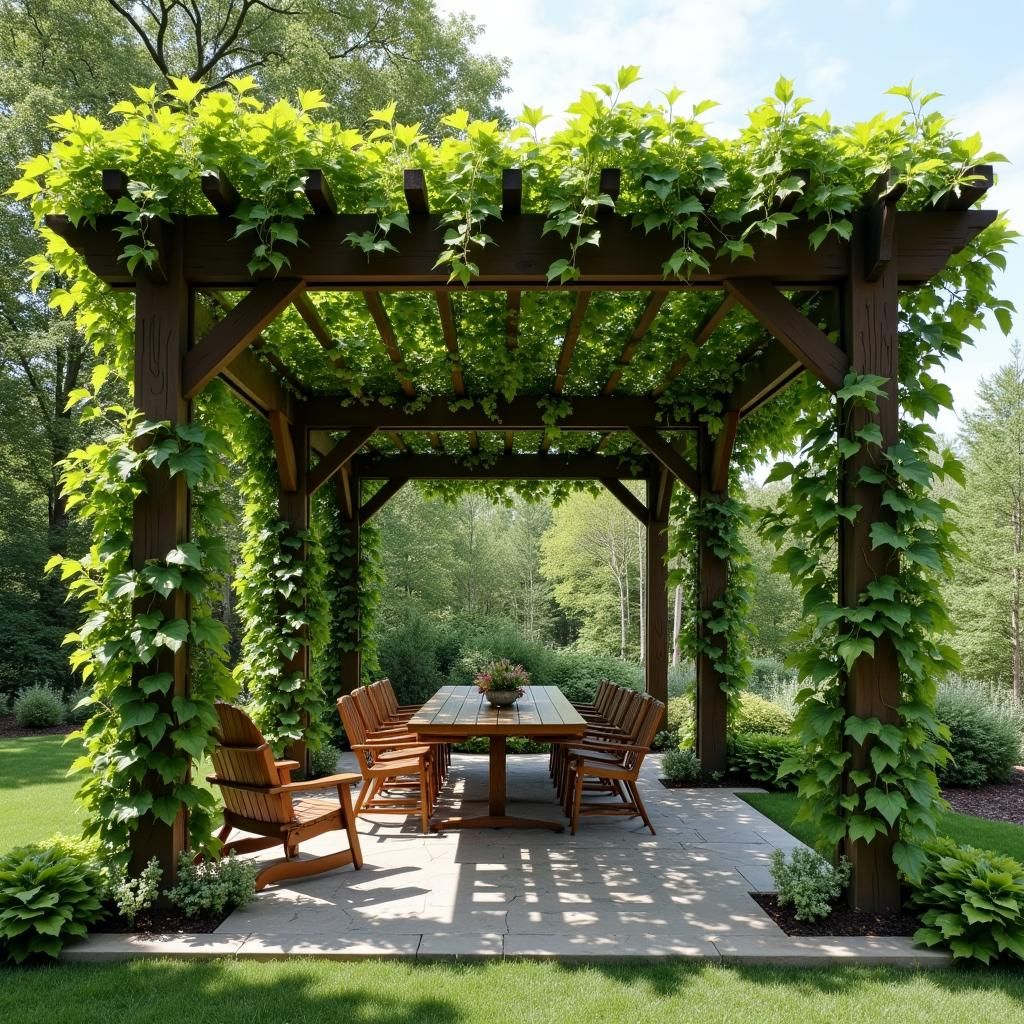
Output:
left=49, top=163, right=996, bottom=911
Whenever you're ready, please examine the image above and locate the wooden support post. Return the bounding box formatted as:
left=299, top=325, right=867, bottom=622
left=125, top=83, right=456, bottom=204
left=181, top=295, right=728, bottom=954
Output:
left=695, top=426, right=729, bottom=773
left=645, top=476, right=669, bottom=723
left=337, top=471, right=362, bottom=694
left=278, top=416, right=311, bottom=769
left=130, top=222, right=190, bottom=882
left=839, top=213, right=902, bottom=912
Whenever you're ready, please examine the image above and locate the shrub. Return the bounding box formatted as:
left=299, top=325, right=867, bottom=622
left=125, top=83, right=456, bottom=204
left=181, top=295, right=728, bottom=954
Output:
left=110, top=857, right=162, bottom=925
left=908, top=837, right=1024, bottom=963
left=0, top=845, right=106, bottom=963
left=770, top=848, right=850, bottom=921
left=728, top=732, right=800, bottom=788
left=666, top=694, right=694, bottom=748
left=13, top=685, right=65, bottom=729
left=167, top=853, right=258, bottom=919
left=935, top=682, right=1021, bottom=787
left=747, top=658, right=794, bottom=695
left=308, top=742, right=340, bottom=777
left=662, top=748, right=702, bottom=785
left=732, top=692, right=793, bottom=736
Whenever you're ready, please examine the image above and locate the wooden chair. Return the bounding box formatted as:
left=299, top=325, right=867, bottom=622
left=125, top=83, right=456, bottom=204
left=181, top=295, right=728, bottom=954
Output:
left=337, top=694, right=435, bottom=833
left=563, top=695, right=665, bottom=835
left=206, top=702, right=363, bottom=891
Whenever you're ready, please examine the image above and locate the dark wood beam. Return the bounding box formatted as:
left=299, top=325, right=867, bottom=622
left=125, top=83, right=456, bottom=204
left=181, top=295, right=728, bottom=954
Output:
left=654, top=467, right=673, bottom=522
left=554, top=291, right=591, bottom=394
left=646, top=474, right=669, bottom=719
left=506, top=290, right=521, bottom=349
left=183, top=278, right=306, bottom=398
left=45, top=209, right=997, bottom=291
left=220, top=347, right=295, bottom=419
left=404, top=169, right=429, bottom=215
left=269, top=409, right=298, bottom=492
left=604, top=290, right=668, bottom=395
left=710, top=410, right=739, bottom=493
left=304, top=170, right=337, bottom=216
left=630, top=427, right=700, bottom=494
left=502, top=168, right=522, bottom=216
left=292, top=291, right=333, bottom=349
left=652, top=294, right=735, bottom=398
left=600, top=478, right=647, bottom=522
left=363, top=292, right=415, bottom=397
left=728, top=340, right=803, bottom=417
left=336, top=464, right=354, bottom=520
left=724, top=278, right=848, bottom=392
left=598, top=168, right=621, bottom=215
left=307, top=427, right=377, bottom=496
left=351, top=453, right=654, bottom=480
left=201, top=169, right=241, bottom=215
left=929, top=164, right=993, bottom=211
left=304, top=395, right=694, bottom=432
left=102, top=168, right=128, bottom=201
left=361, top=477, right=408, bottom=521
left=435, top=291, right=477, bottom=449
left=504, top=431, right=514, bottom=454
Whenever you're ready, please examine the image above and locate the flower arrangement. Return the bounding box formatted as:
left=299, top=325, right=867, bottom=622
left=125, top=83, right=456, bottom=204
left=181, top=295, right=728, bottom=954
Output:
left=475, top=660, right=530, bottom=705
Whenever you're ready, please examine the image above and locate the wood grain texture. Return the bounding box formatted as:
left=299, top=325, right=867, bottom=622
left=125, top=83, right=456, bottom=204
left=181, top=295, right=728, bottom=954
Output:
left=269, top=410, right=298, bottom=492
left=409, top=686, right=586, bottom=738
left=728, top=340, right=803, bottom=416
left=631, top=427, right=700, bottom=494
left=307, top=427, right=377, bottom=495
left=600, top=478, right=648, bottom=522
left=646, top=477, right=669, bottom=723
left=360, top=476, right=407, bottom=521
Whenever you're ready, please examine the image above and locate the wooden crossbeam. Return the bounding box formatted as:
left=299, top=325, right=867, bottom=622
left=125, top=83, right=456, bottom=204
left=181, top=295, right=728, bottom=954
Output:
left=352, top=453, right=654, bottom=480
left=710, top=410, right=739, bottom=493
left=598, top=168, right=621, bottom=216
left=554, top=292, right=591, bottom=394
left=363, top=292, right=415, bottom=398
left=631, top=427, right=700, bottom=494
left=361, top=477, right=408, bottom=521
left=652, top=295, right=735, bottom=398
left=388, top=431, right=408, bottom=452
left=336, top=463, right=355, bottom=519
left=292, top=292, right=333, bottom=349
left=504, top=431, right=514, bottom=454
left=304, top=170, right=337, bottom=216
left=654, top=468, right=674, bottom=522
left=307, top=427, right=377, bottom=496
left=269, top=410, right=298, bottom=492
left=183, top=279, right=306, bottom=398
left=600, top=478, right=648, bottom=523
left=47, top=209, right=998, bottom=291
left=304, top=395, right=695, bottom=431
left=404, top=169, right=429, bottom=215
left=724, top=279, right=848, bottom=392
left=201, top=169, right=241, bottom=215
left=604, top=290, right=669, bottom=395
left=502, top=169, right=522, bottom=216
left=863, top=173, right=908, bottom=283
left=728, top=340, right=803, bottom=417
left=435, top=292, right=478, bottom=449
left=219, top=348, right=294, bottom=419
left=929, top=164, right=993, bottom=211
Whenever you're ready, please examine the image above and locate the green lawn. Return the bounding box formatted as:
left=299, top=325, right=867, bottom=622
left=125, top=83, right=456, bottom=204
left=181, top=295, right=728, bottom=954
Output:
left=0, top=734, right=84, bottom=849
left=741, top=791, right=1024, bottom=861
left=1, top=959, right=1023, bottom=1024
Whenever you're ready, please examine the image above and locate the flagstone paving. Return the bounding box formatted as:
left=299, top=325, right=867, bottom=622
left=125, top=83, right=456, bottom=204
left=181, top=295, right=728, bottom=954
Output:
left=62, top=754, right=948, bottom=965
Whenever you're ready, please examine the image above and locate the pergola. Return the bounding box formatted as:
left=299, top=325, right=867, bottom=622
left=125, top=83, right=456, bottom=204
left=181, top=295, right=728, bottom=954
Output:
left=47, top=161, right=995, bottom=912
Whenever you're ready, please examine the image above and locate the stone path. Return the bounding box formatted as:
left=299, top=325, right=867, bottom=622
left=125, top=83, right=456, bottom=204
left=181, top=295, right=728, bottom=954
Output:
left=65, top=754, right=947, bottom=965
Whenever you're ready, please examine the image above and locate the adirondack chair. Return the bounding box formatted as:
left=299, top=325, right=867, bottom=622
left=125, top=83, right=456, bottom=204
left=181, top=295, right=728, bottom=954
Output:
left=563, top=695, right=665, bottom=835
left=207, top=702, right=363, bottom=891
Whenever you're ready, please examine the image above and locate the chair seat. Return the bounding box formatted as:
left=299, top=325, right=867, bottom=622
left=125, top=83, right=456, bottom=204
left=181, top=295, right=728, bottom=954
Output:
left=292, top=797, right=343, bottom=826
left=576, top=756, right=633, bottom=779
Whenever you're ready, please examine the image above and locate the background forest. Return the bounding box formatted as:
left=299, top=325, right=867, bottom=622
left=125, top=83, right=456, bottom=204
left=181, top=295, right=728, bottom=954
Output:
left=0, top=0, right=1022, bottom=724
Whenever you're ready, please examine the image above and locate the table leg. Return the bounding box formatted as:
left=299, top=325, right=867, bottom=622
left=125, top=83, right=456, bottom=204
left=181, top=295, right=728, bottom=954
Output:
left=490, top=734, right=506, bottom=815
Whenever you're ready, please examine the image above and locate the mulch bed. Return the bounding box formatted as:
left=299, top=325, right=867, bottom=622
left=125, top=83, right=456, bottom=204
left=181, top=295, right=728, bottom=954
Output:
left=659, top=773, right=763, bottom=789
left=91, top=903, right=227, bottom=935
left=751, top=892, right=920, bottom=937
left=942, top=767, right=1024, bottom=826
left=0, top=715, right=75, bottom=739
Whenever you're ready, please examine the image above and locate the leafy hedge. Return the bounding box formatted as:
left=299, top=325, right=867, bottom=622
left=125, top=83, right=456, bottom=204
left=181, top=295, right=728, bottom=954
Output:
left=935, top=683, right=1022, bottom=787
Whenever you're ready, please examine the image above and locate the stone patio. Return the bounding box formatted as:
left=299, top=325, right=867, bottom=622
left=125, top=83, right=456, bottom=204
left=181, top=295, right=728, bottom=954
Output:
left=64, top=754, right=948, bottom=965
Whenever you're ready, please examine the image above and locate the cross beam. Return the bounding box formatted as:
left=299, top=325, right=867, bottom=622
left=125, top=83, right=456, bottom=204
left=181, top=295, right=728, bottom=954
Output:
left=350, top=454, right=655, bottom=480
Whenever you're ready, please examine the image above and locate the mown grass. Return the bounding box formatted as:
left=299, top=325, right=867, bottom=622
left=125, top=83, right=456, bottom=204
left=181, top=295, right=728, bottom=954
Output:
left=0, top=734, right=83, bottom=849
left=1, top=959, right=1023, bottom=1024
left=741, top=791, right=1024, bottom=861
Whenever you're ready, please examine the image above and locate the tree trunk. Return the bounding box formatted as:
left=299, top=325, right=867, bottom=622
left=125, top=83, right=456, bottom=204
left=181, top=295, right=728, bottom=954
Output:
left=638, top=520, right=646, bottom=664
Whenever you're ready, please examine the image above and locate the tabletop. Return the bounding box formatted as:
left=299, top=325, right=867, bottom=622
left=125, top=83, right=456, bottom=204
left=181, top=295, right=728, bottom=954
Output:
left=407, top=685, right=587, bottom=738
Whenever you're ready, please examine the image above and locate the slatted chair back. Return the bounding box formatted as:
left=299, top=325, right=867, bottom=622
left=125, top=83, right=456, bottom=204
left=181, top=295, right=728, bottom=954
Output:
left=352, top=685, right=384, bottom=734
left=616, top=689, right=646, bottom=739
left=623, top=697, right=665, bottom=773
left=212, top=702, right=293, bottom=826
left=337, top=695, right=374, bottom=773
left=594, top=680, right=615, bottom=716
left=367, top=680, right=394, bottom=724
left=605, top=685, right=634, bottom=730
left=379, top=678, right=401, bottom=716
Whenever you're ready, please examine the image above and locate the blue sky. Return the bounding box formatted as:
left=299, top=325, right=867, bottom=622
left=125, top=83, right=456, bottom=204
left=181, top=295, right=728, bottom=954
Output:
left=441, top=0, right=1024, bottom=437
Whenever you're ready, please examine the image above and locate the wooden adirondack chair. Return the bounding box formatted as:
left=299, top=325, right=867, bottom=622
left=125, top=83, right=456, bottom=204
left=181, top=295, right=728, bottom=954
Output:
left=207, top=702, right=363, bottom=891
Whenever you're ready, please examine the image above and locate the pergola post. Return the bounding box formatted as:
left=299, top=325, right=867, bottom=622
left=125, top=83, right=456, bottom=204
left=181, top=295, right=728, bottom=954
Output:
left=695, top=426, right=729, bottom=773
left=277, top=416, right=310, bottom=768
left=130, top=223, right=190, bottom=880
left=337, top=471, right=362, bottom=692
left=838, top=212, right=902, bottom=911
left=645, top=475, right=670, bottom=721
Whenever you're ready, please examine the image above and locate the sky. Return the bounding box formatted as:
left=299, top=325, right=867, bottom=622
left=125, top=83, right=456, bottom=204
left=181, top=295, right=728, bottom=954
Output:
left=439, top=0, right=1024, bottom=438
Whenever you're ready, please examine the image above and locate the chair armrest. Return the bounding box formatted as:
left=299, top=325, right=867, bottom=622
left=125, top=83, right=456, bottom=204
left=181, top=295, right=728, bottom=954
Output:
left=351, top=741, right=428, bottom=752
left=277, top=772, right=361, bottom=794
left=275, top=759, right=301, bottom=771
left=569, top=741, right=651, bottom=755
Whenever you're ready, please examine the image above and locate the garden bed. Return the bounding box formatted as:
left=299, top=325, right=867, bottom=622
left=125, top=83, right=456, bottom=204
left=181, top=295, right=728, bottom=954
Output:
left=750, top=893, right=920, bottom=938
left=659, top=775, right=774, bottom=790
left=91, top=904, right=227, bottom=935
left=0, top=715, right=74, bottom=740
left=942, top=767, right=1024, bottom=826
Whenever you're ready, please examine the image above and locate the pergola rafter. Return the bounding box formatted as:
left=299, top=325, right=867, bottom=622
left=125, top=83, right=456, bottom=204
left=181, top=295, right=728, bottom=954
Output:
left=52, top=158, right=997, bottom=912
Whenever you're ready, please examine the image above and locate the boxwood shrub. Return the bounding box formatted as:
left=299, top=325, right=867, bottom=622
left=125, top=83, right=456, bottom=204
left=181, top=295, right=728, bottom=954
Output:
left=728, top=732, right=800, bottom=789
left=935, top=683, right=1021, bottom=787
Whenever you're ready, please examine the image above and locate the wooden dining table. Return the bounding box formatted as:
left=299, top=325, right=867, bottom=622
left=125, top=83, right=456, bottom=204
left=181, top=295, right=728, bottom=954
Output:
left=407, top=685, right=587, bottom=832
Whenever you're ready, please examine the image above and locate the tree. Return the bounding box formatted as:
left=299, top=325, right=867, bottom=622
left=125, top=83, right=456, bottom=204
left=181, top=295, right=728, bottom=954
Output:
left=947, top=345, right=1024, bottom=696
